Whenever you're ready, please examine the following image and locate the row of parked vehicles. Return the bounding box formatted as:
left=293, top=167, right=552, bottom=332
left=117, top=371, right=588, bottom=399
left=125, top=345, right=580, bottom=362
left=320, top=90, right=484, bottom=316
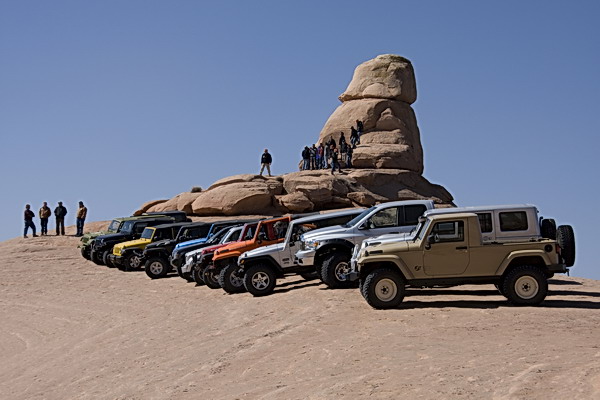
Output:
left=79, top=200, right=576, bottom=309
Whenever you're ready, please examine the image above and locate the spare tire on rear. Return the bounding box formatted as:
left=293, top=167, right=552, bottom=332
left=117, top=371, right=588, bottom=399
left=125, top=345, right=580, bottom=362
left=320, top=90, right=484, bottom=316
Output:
left=540, top=218, right=557, bottom=239
left=556, top=225, right=575, bottom=267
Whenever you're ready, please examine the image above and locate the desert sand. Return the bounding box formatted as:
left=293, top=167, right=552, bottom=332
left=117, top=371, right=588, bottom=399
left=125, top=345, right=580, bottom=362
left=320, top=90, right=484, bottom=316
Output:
left=1, top=222, right=599, bottom=399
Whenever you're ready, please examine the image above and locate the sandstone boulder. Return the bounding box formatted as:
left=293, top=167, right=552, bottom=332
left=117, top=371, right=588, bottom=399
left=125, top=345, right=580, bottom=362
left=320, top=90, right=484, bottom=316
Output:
left=133, top=199, right=168, bottom=216
left=339, top=54, right=417, bottom=104
left=276, top=192, right=314, bottom=213
left=191, top=182, right=277, bottom=216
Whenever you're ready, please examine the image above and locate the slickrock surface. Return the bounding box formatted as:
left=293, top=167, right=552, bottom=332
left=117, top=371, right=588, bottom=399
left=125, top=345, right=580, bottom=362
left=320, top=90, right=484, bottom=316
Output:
left=1, top=225, right=599, bottom=399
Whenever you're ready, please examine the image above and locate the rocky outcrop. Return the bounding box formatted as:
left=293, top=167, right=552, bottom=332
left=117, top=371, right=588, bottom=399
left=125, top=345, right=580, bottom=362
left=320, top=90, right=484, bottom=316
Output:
left=135, top=54, right=454, bottom=217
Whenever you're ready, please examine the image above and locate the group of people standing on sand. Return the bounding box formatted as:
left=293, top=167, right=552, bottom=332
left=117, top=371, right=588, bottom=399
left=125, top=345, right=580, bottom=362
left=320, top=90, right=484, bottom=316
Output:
left=23, top=201, right=88, bottom=238
left=301, top=119, right=363, bottom=175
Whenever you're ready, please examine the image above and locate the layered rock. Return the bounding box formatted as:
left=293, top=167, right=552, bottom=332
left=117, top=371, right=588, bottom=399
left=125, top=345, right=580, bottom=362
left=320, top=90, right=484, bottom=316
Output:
left=135, top=54, right=454, bottom=216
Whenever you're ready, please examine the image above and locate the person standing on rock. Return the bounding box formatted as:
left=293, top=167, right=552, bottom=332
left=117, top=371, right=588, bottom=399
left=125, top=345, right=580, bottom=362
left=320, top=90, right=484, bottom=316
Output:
left=301, top=146, right=310, bottom=171
left=331, top=147, right=342, bottom=175
left=38, top=202, right=51, bottom=236
left=316, top=143, right=324, bottom=169
left=23, top=204, right=37, bottom=238
left=54, top=201, right=67, bottom=236
left=76, top=201, right=87, bottom=237
left=339, top=132, right=347, bottom=163
left=310, top=144, right=317, bottom=170
left=346, top=145, right=353, bottom=168
left=356, top=120, right=364, bottom=141
left=350, top=127, right=359, bottom=148
left=259, top=149, right=272, bottom=176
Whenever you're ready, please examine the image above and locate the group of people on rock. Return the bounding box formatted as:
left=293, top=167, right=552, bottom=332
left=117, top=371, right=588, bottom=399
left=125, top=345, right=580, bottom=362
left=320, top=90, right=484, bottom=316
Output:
left=23, top=201, right=88, bottom=238
left=301, top=119, right=364, bottom=175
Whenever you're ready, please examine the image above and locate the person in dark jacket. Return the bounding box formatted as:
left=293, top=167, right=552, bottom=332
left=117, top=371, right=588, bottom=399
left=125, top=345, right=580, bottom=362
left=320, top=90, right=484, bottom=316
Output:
left=259, top=149, right=272, bottom=176
left=24, top=204, right=37, bottom=238
left=339, top=132, right=347, bottom=163
left=346, top=145, right=353, bottom=168
left=350, top=127, right=359, bottom=148
left=76, top=201, right=87, bottom=236
left=54, top=201, right=67, bottom=236
left=38, top=202, right=51, bottom=235
left=309, top=144, right=317, bottom=170
left=331, top=147, right=342, bottom=175
left=301, top=146, right=310, bottom=170
left=356, top=119, right=364, bottom=137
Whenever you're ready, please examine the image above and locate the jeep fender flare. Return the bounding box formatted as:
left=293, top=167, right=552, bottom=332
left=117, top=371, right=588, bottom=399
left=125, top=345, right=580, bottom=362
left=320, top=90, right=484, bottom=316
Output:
left=120, top=248, right=143, bottom=258
left=242, top=255, right=284, bottom=276
left=143, top=248, right=170, bottom=260
left=359, top=255, right=415, bottom=280
left=315, top=239, right=356, bottom=260
left=496, top=249, right=554, bottom=276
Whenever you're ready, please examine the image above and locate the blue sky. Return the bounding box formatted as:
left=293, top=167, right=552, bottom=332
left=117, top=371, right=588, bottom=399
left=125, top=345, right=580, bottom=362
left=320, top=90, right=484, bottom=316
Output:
left=1, top=1, right=598, bottom=278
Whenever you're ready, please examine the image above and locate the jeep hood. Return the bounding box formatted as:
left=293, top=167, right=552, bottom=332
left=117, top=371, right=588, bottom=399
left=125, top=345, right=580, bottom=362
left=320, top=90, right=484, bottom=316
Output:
left=146, top=239, right=174, bottom=250
left=114, top=238, right=151, bottom=252
left=301, top=225, right=346, bottom=241
left=175, top=237, right=208, bottom=250
left=97, top=232, right=128, bottom=242
left=216, top=240, right=253, bottom=255
left=372, top=240, right=410, bottom=254
left=243, top=243, right=284, bottom=258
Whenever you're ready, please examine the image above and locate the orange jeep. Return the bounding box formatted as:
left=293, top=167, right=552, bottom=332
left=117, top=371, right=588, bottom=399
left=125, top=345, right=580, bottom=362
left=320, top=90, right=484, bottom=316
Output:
left=212, top=216, right=291, bottom=293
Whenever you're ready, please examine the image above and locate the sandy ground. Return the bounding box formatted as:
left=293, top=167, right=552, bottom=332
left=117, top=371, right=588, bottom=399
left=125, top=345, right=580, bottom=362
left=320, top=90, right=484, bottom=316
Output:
left=1, top=222, right=599, bottom=399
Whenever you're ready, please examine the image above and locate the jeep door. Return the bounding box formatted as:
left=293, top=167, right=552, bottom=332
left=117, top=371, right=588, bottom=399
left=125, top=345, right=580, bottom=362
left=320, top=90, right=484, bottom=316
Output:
left=423, top=219, right=470, bottom=276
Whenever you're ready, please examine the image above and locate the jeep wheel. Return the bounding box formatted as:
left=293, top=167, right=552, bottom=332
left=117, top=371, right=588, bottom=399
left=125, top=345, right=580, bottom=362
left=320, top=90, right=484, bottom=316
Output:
left=103, top=251, right=115, bottom=268
left=502, top=265, right=548, bottom=306
left=300, top=271, right=319, bottom=281
left=556, top=225, right=575, bottom=267
left=361, top=268, right=405, bottom=309
left=145, top=257, right=169, bottom=279
left=191, top=265, right=204, bottom=285
left=90, top=250, right=105, bottom=265
left=124, top=253, right=143, bottom=271
left=81, top=247, right=91, bottom=260
left=321, top=252, right=356, bottom=289
left=203, top=266, right=221, bottom=289
left=541, top=218, right=557, bottom=239
left=244, top=264, right=276, bottom=297
left=218, top=262, right=247, bottom=294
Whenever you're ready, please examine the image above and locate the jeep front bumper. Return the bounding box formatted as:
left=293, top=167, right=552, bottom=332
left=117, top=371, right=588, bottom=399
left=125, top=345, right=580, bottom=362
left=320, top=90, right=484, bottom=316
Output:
left=295, top=249, right=316, bottom=266
left=107, top=254, right=124, bottom=267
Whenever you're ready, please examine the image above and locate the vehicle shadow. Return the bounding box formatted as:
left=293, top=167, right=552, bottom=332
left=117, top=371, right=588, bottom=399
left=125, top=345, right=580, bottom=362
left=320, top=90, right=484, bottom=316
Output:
left=272, top=281, right=323, bottom=295
left=548, top=278, right=583, bottom=286
left=396, top=299, right=600, bottom=310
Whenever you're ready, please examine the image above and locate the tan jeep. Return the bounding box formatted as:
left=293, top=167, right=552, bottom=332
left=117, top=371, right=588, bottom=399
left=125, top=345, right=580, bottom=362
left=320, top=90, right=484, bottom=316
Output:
left=356, top=212, right=575, bottom=309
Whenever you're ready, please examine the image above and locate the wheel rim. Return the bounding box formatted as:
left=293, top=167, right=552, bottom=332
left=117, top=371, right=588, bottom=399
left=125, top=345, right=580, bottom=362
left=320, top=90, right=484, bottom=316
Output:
left=149, top=261, right=163, bottom=275
left=515, top=276, right=539, bottom=299
left=206, top=271, right=217, bottom=284
left=374, top=278, right=398, bottom=302
left=334, top=262, right=351, bottom=281
left=230, top=269, right=243, bottom=287
left=130, top=256, right=141, bottom=268
left=251, top=271, right=270, bottom=290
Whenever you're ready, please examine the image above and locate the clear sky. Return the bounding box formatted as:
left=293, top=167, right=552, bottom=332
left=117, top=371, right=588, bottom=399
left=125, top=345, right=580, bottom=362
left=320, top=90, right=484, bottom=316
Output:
left=1, top=1, right=598, bottom=278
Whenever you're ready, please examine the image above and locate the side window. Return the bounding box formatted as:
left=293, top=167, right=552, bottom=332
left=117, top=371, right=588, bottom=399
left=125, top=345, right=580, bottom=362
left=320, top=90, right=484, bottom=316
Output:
left=369, top=208, right=398, bottom=228
left=273, top=221, right=288, bottom=239
left=401, top=205, right=427, bottom=226
left=477, top=213, right=493, bottom=233
left=431, top=221, right=465, bottom=243
left=135, top=223, right=148, bottom=234
left=499, top=212, right=528, bottom=231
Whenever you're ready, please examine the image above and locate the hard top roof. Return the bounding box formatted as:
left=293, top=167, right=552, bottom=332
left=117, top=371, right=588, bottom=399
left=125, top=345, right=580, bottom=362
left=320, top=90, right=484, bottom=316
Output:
left=291, top=208, right=364, bottom=225
left=425, top=204, right=537, bottom=217
left=371, top=199, right=435, bottom=209
left=146, top=222, right=193, bottom=231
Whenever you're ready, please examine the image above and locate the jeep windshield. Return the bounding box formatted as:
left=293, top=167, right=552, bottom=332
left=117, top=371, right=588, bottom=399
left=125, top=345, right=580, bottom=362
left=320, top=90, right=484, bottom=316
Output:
left=119, top=221, right=135, bottom=235
left=206, top=227, right=230, bottom=244
left=141, top=228, right=155, bottom=240
left=343, top=207, right=375, bottom=228
left=179, top=225, right=211, bottom=241
left=107, top=220, right=121, bottom=233
left=414, top=217, right=430, bottom=242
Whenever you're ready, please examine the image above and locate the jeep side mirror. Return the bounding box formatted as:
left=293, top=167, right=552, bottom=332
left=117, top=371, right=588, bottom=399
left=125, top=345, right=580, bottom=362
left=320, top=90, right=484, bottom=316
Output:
left=425, top=234, right=435, bottom=250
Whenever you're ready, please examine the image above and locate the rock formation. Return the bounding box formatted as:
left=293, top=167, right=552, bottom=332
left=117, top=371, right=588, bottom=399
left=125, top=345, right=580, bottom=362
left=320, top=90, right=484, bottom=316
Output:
left=135, top=54, right=453, bottom=216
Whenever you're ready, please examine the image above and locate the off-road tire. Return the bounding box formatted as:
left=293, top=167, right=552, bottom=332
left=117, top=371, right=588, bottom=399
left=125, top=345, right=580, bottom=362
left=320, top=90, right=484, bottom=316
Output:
left=502, top=265, right=548, bottom=306
left=361, top=268, right=406, bottom=309
left=124, top=252, right=143, bottom=271
left=81, top=247, right=91, bottom=260
left=91, top=250, right=105, bottom=265
left=556, top=225, right=575, bottom=267
left=540, top=218, right=557, bottom=239
left=244, top=264, right=277, bottom=297
left=300, top=271, right=319, bottom=281
left=321, top=252, right=356, bottom=289
left=218, top=262, right=246, bottom=294
left=144, top=257, right=169, bottom=279
left=191, top=265, right=205, bottom=286
left=202, top=266, right=221, bottom=289
left=103, top=250, right=115, bottom=268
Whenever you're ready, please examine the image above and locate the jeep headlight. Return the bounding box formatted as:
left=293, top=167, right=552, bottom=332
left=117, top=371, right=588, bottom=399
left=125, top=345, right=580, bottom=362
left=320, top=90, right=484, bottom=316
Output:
left=305, top=239, right=319, bottom=249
